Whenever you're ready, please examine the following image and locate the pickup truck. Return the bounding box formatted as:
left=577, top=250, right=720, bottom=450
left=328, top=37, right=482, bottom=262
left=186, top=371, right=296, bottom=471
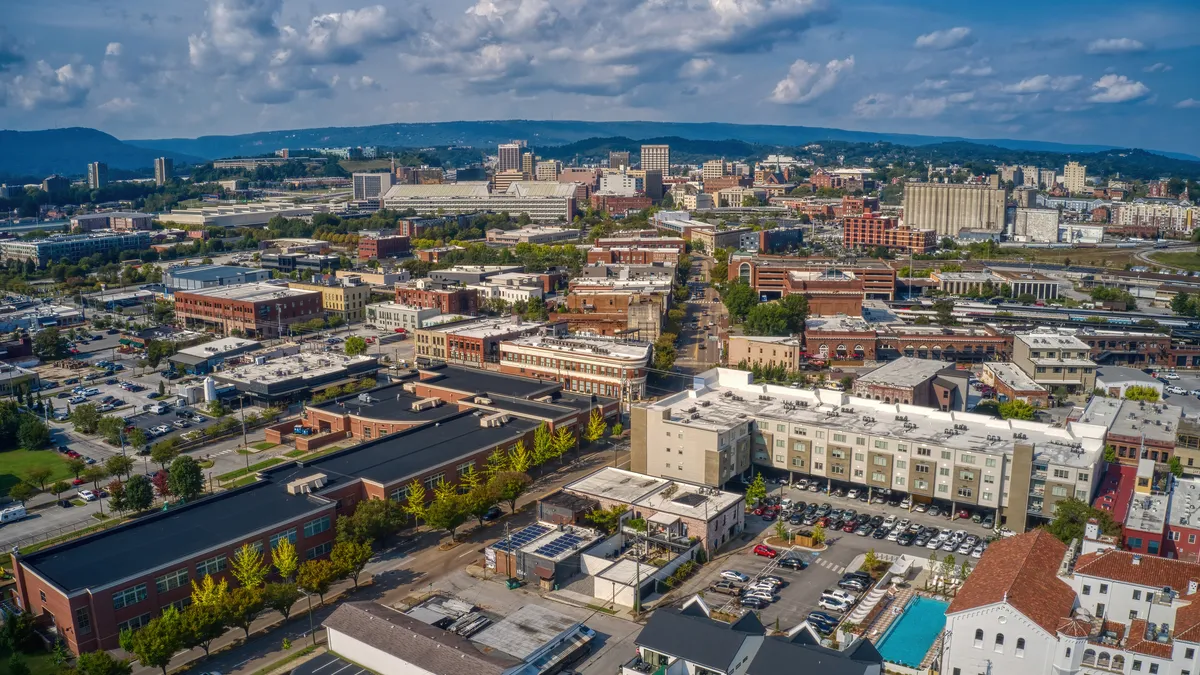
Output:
left=709, top=580, right=743, bottom=596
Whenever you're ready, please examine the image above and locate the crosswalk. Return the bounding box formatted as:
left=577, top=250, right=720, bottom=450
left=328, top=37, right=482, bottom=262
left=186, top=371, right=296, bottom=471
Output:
left=811, top=557, right=845, bottom=574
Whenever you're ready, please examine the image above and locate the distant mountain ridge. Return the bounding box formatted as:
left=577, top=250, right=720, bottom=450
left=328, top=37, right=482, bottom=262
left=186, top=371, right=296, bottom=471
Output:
left=128, top=120, right=1198, bottom=162
left=0, top=128, right=202, bottom=179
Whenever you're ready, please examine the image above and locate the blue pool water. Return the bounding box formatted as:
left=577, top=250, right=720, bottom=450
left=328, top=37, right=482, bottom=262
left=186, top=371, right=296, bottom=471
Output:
left=875, top=596, right=950, bottom=668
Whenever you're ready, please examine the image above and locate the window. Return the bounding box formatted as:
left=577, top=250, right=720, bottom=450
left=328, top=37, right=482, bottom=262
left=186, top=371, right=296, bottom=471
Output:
left=874, top=456, right=888, bottom=466
left=197, top=555, right=226, bottom=576
left=75, top=607, right=91, bottom=635
left=938, top=484, right=948, bottom=493
left=939, top=467, right=950, bottom=476
left=457, top=461, right=475, bottom=476
left=423, top=473, right=446, bottom=489
left=1016, top=638, right=1025, bottom=657
left=167, top=597, right=192, bottom=612
left=915, top=465, right=930, bottom=474
left=304, top=515, right=331, bottom=537
left=897, top=444, right=907, bottom=453
left=896, top=460, right=907, bottom=469
left=1051, top=486, right=1068, bottom=497
left=117, top=614, right=151, bottom=633
left=390, top=486, right=410, bottom=502
left=874, top=440, right=888, bottom=449
left=1186, top=648, right=1195, bottom=659
left=959, top=470, right=975, bottom=481
left=974, top=629, right=983, bottom=648
left=816, top=431, right=825, bottom=439
left=941, top=451, right=951, bottom=460
left=982, top=491, right=993, bottom=501
left=1133, top=660, right=1143, bottom=672
left=854, top=452, right=865, bottom=461
left=833, top=433, right=847, bottom=443
left=1130, top=610, right=1140, bottom=620
left=1053, top=469, right=1070, bottom=479
left=38, top=591, right=45, bottom=602
left=1083, top=585, right=1091, bottom=595
left=960, top=454, right=976, bottom=464
left=872, top=472, right=887, bottom=482
left=1078, top=472, right=1090, bottom=482
left=985, top=458, right=997, bottom=468
left=307, top=541, right=333, bottom=559
left=1100, top=584, right=1108, bottom=594
left=1133, top=590, right=1142, bottom=601
left=112, top=584, right=148, bottom=610
left=1150, top=664, right=1159, bottom=674
left=957, top=486, right=973, bottom=498
left=856, top=437, right=866, bottom=446
left=994, top=634, right=1004, bottom=653
left=155, top=569, right=189, bottom=595
left=917, top=447, right=931, bottom=457
left=984, top=474, right=995, bottom=484
left=270, top=528, right=298, bottom=548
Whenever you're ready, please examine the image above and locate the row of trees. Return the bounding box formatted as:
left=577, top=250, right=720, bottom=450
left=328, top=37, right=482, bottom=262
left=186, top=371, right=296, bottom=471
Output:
left=718, top=281, right=808, bottom=337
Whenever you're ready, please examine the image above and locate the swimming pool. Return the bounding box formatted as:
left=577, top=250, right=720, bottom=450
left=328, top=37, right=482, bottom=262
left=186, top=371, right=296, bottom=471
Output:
left=875, top=596, right=950, bottom=668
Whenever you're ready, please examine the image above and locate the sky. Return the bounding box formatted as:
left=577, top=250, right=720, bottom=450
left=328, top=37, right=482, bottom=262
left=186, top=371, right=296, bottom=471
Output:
left=2, top=0, right=1199, bottom=153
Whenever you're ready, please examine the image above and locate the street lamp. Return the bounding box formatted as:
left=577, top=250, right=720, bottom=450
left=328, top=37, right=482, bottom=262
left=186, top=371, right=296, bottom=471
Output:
left=299, top=589, right=316, bottom=647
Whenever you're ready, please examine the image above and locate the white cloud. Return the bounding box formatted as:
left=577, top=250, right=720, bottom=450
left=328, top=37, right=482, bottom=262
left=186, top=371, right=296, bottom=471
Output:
left=853, top=92, right=948, bottom=119
left=8, top=60, right=94, bottom=109
left=347, top=75, right=379, bottom=91
left=951, top=62, right=992, bottom=77
left=915, top=79, right=948, bottom=91
left=105, top=42, right=122, bottom=57
left=1086, top=38, right=1147, bottom=55
left=767, top=55, right=853, bottom=104
left=1144, top=62, right=1171, bottom=73
left=1001, top=74, right=1082, bottom=94
left=1087, top=74, right=1150, bottom=103
left=97, top=96, right=135, bottom=112
left=1176, top=98, right=1200, bottom=109
left=914, top=27, right=974, bottom=51
left=680, top=58, right=715, bottom=79
left=276, top=6, right=418, bottom=67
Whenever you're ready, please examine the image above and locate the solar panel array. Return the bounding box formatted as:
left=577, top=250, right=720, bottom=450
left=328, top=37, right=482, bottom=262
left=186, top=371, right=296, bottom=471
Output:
left=492, top=524, right=550, bottom=553
left=533, top=532, right=586, bottom=558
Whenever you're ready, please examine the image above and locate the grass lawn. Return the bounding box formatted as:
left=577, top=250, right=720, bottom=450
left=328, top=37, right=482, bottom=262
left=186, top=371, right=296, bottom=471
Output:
left=1150, top=250, right=1200, bottom=272
left=0, top=449, right=73, bottom=497
left=217, top=458, right=285, bottom=482
left=2, top=645, right=60, bottom=675
left=305, top=445, right=345, bottom=460
left=252, top=441, right=277, bottom=451
left=339, top=159, right=392, bottom=172
left=284, top=449, right=306, bottom=458
left=1007, top=246, right=1141, bottom=268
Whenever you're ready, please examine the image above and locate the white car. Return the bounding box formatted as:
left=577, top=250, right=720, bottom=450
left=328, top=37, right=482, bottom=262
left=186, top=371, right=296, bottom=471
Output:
left=796, top=478, right=809, bottom=489
left=847, top=488, right=860, bottom=499
left=1168, top=386, right=1187, bottom=395
left=926, top=537, right=942, bottom=550
left=971, top=544, right=986, bottom=558
left=720, top=570, right=749, bottom=583
left=1165, top=372, right=1180, bottom=380
left=818, top=597, right=851, bottom=612
left=886, top=528, right=901, bottom=541
left=153, top=425, right=172, bottom=435
left=78, top=490, right=97, bottom=502
left=1190, top=389, right=1200, bottom=397
left=897, top=518, right=911, bottom=531
left=899, top=496, right=912, bottom=509
left=742, top=590, right=775, bottom=603
left=883, top=515, right=898, bottom=528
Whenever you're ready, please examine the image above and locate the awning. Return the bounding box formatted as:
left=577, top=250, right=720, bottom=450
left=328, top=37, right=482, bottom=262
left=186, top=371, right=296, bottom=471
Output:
left=648, top=512, right=681, bottom=527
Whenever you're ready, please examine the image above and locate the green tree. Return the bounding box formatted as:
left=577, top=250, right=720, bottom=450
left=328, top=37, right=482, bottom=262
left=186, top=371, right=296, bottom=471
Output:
left=73, top=649, right=133, bottom=675
left=272, top=538, right=299, bottom=582
left=230, top=542, right=269, bottom=589
left=490, top=471, right=532, bottom=513
left=532, top=423, right=554, bottom=466
left=150, top=442, right=180, bottom=470
left=168, top=455, right=204, bottom=501
left=178, top=602, right=226, bottom=658
left=24, top=466, right=52, bottom=491
left=1123, top=385, right=1161, bottom=402
left=507, top=441, right=532, bottom=473
left=297, top=559, right=339, bottom=603
left=586, top=505, right=628, bottom=535
left=552, top=426, right=575, bottom=459
left=424, top=489, right=468, bottom=539
left=331, top=540, right=373, bottom=587
left=744, top=302, right=791, bottom=336
left=402, top=480, right=427, bottom=526
left=8, top=483, right=34, bottom=504
left=344, top=336, right=368, bottom=357
left=464, top=481, right=500, bottom=527
left=652, top=334, right=677, bottom=371
left=863, top=549, right=881, bottom=573
left=721, top=281, right=759, bottom=322
left=16, top=417, right=49, bottom=450
left=263, top=582, right=301, bottom=621
left=125, top=474, right=153, bottom=511
left=483, top=447, right=508, bottom=478
left=50, top=480, right=70, bottom=501
left=8, top=653, right=30, bottom=675
left=225, top=586, right=265, bottom=639
left=70, top=404, right=102, bottom=434
left=97, top=416, right=126, bottom=446
left=1170, top=456, right=1185, bottom=477
left=932, top=299, right=956, bottom=326
left=1104, top=445, right=1118, bottom=463
left=1047, top=497, right=1121, bottom=543
left=779, top=294, right=809, bottom=333
left=32, top=327, right=67, bottom=361
left=127, top=428, right=148, bottom=452
left=998, top=400, right=1036, bottom=420
left=105, top=454, right=135, bottom=479
left=338, top=497, right=406, bottom=543
left=812, top=523, right=826, bottom=546
left=584, top=409, right=607, bottom=443
left=745, top=472, right=767, bottom=506
left=128, top=610, right=183, bottom=675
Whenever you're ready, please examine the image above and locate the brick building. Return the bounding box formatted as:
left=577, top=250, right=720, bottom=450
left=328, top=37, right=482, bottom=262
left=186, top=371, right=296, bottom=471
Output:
left=589, top=194, right=652, bottom=214
left=173, top=284, right=323, bottom=338
left=842, top=215, right=937, bottom=254
left=729, top=254, right=897, bottom=301
left=1082, top=397, right=1181, bottom=466
left=803, top=315, right=877, bottom=362
left=554, top=278, right=671, bottom=342
left=875, top=324, right=1012, bottom=363
left=413, top=246, right=464, bottom=264
left=701, top=175, right=750, bottom=193
left=395, top=280, right=478, bottom=315
left=413, top=317, right=555, bottom=368
left=498, top=333, right=651, bottom=399
left=981, top=362, right=1050, bottom=408
left=782, top=271, right=866, bottom=316
left=852, top=356, right=968, bottom=410
left=357, top=234, right=410, bottom=260
left=726, top=335, right=804, bottom=371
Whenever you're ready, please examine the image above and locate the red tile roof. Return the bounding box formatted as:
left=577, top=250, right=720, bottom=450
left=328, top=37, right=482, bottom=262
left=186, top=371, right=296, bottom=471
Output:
left=1125, top=619, right=1175, bottom=659
left=947, top=530, right=1077, bottom=634
left=1057, top=618, right=1092, bottom=638
left=1074, top=549, right=1200, bottom=593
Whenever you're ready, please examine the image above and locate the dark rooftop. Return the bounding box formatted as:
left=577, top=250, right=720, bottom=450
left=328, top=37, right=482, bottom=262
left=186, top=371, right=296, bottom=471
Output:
left=418, top=364, right=560, bottom=399
left=636, top=606, right=760, bottom=673
left=311, top=381, right=461, bottom=424
left=21, top=480, right=330, bottom=593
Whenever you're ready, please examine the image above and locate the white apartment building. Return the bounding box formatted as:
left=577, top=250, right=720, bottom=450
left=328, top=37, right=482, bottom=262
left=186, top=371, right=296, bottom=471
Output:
left=352, top=172, right=393, bottom=201
left=470, top=272, right=545, bottom=304
left=682, top=193, right=715, bottom=210
left=498, top=334, right=651, bottom=400
left=364, top=302, right=442, bottom=332
left=946, top=528, right=1200, bottom=675
left=1113, top=201, right=1199, bottom=235
left=632, top=368, right=1106, bottom=529
left=599, top=173, right=643, bottom=196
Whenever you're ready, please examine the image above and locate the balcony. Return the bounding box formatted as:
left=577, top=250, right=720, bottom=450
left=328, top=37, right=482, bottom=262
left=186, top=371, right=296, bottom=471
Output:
left=623, top=657, right=666, bottom=675
left=1030, top=487, right=1045, bottom=497
left=1031, top=470, right=1047, bottom=481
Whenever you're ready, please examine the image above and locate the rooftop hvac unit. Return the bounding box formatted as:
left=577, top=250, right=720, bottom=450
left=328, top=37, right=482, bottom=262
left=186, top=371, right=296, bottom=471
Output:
left=476, top=396, right=493, bottom=405
left=286, top=473, right=328, bottom=495
left=480, top=413, right=510, bottom=428
left=411, top=397, right=442, bottom=412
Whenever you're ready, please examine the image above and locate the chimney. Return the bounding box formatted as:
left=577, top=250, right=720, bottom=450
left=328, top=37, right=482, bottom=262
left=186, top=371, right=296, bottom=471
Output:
left=1190, top=580, right=1198, bottom=596
left=1133, top=555, right=1142, bottom=566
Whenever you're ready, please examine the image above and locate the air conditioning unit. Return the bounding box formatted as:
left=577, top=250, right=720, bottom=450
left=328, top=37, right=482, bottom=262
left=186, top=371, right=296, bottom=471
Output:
left=286, top=473, right=328, bottom=495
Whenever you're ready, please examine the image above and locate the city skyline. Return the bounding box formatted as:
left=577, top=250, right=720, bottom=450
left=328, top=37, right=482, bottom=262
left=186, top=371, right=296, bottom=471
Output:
left=0, top=0, right=1198, bottom=154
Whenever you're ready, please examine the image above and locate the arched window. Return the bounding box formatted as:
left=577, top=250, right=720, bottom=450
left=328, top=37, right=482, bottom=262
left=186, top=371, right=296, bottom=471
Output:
left=854, top=344, right=865, bottom=353
left=974, top=630, right=984, bottom=648
left=1112, top=655, right=1125, bottom=670
left=1016, top=638, right=1025, bottom=657
left=994, top=634, right=1004, bottom=653
left=1082, top=649, right=1096, bottom=665
left=818, top=345, right=829, bottom=357
left=1097, top=653, right=1111, bottom=668
left=739, top=263, right=752, bottom=283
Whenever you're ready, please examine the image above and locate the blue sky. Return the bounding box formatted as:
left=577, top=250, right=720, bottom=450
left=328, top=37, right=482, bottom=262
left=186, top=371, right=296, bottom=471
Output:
left=2, top=0, right=1199, bottom=153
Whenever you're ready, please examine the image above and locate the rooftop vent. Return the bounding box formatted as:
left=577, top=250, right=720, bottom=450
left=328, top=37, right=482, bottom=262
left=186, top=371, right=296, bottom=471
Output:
left=480, top=413, right=510, bottom=428
left=411, top=397, right=442, bottom=412
left=286, top=473, right=328, bottom=495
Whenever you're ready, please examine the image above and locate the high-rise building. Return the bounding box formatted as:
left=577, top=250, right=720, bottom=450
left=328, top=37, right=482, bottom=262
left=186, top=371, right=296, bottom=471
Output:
left=154, top=157, right=173, bottom=187
left=640, top=144, right=671, bottom=173
left=1063, top=161, right=1087, bottom=194
left=86, top=162, right=108, bottom=190
left=1038, top=168, right=1057, bottom=190
left=521, top=151, right=535, bottom=178
left=702, top=159, right=727, bottom=180
left=352, top=172, right=394, bottom=201
left=535, top=160, right=561, bottom=181
left=901, top=177, right=1007, bottom=237
left=40, top=175, right=70, bottom=199
left=608, top=151, right=631, bottom=171
left=497, top=143, right=522, bottom=172
left=1020, top=165, right=1040, bottom=187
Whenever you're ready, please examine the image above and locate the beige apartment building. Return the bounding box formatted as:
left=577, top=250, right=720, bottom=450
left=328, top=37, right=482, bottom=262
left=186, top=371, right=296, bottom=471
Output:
left=287, top=276, right=372, bottom=323
left=901, top=178, right=1007, bottom=237
left=1012, top=330, right=1097, bottom=392
left=631, top=368, right=1107, bottom=531
left=1063, top=161, right=1087, bottom=194
left=640, top=145, right=671, bottom=173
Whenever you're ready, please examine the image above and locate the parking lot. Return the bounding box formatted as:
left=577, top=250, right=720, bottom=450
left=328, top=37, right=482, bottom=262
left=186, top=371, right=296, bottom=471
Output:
left=1156, top=371, right=1200, bottom=417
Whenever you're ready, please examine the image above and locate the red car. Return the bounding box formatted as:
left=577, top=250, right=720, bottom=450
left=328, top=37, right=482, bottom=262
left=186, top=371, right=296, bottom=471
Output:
left=72, top=477, right=85, bottom=486
left=752, top=507, right=766, bottom=516
left=842, top=521, right=857, bottom=533
left=956, top=509, right=970, bottom=520
left=753, top=544, right=778, bottom=558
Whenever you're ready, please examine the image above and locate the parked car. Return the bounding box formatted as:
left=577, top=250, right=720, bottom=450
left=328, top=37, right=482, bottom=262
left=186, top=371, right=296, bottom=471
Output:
left=753, top=544, right=778, bottom=558
left=483, top=506, right=503, bottom=521
left=779, top=557, right=807, bottom=570
left=740, top=596, right=769, bottom=610
left=981, top=514, right=995, bottom=529
left=78, top=490, right=97, bottom=501
left=720, top=570, right=750, bottom=583
left=927, top=505, right=941, bottom=517
left=838, top=577, right=869, bottom=592
left=818, top=597, right=851, bottom=612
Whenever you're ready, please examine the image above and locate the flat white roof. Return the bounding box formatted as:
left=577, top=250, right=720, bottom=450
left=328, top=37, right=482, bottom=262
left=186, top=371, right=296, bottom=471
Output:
left=217, top=352, right=375, bottom=385
left=565, top=467, right=742, bottom=520
left=502, top=334, right=651, bottom=362
left=986, top=362, right=1045, bottom=393
left=176, top=337, right=260, bottom=358
left=178, top=282, right=315, bottom=302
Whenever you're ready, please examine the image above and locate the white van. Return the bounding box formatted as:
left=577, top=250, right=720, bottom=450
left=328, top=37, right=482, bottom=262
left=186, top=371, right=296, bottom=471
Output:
left=0, top=505, right=27, bottom=524
left=82, top=387, right=100, bottom=397
left=149, top=403, right=168, bottom=414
